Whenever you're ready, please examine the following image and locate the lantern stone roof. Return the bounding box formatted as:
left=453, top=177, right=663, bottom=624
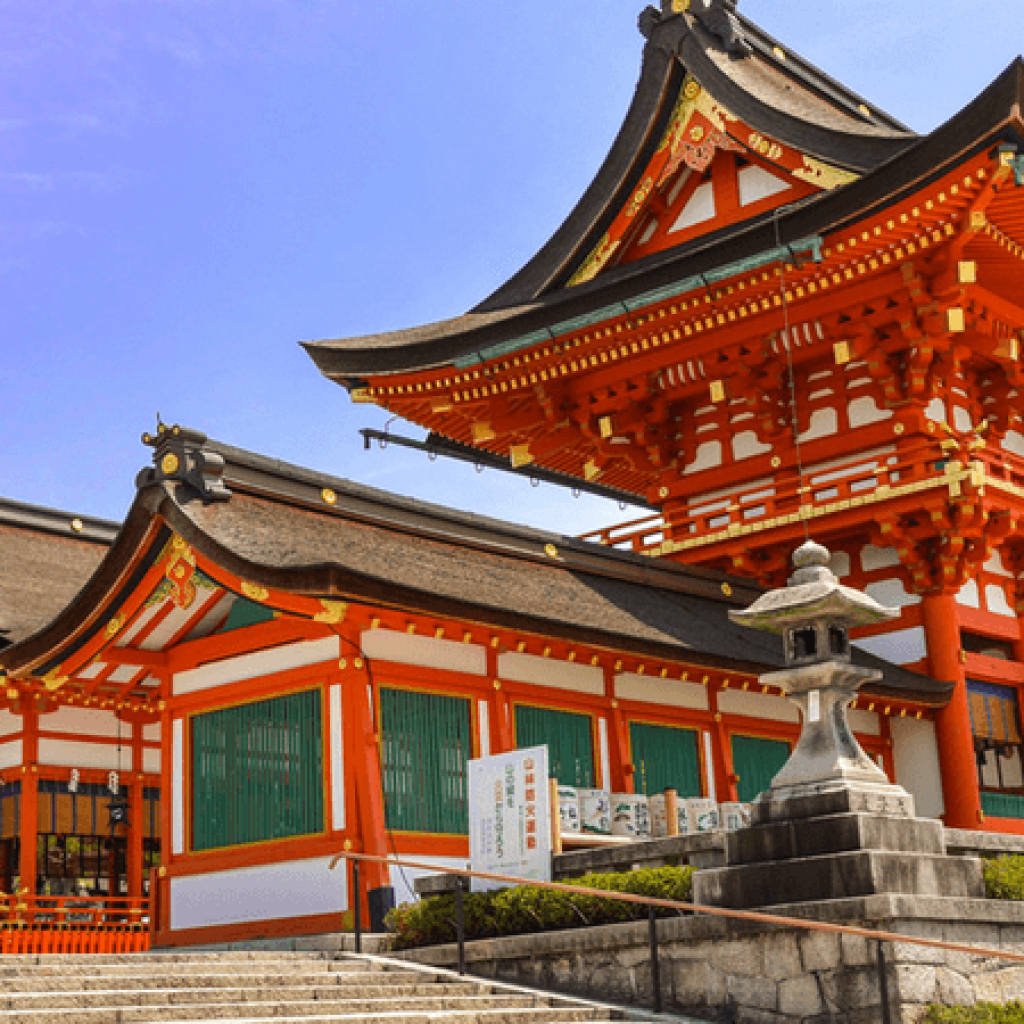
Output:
left=0, top=428, right=951, bottom=708
left=0, top=497, right=119, bottom=648
left=304, top=7, right=1024, bottom=385
left=730, top=540, right=901, bottom=634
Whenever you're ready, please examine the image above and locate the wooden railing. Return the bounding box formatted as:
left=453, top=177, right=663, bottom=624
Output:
left=0, top=892, right=150, bottom=954
left=579, top=438, right=1024, bottom=557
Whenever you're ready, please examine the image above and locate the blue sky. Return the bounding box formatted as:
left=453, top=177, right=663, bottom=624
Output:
left=1, top=0, right=1020, bottom=535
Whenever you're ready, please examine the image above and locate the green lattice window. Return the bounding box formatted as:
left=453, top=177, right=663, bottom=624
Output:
left=731, top=734, right=791, bottom=804
left=629, top=722, right=702, bottom=798
left=379, top=688, right=472, bottom=835
left=515, top=706, right=595, bottom=787
left=191, top=689, right=323, bottom=852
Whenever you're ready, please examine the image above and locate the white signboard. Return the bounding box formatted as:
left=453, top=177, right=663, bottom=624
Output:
left=468, top=745, right=551, bottom=893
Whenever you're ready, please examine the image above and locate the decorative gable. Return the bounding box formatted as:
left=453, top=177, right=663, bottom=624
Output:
left=568, top=76, right=858, bottom=286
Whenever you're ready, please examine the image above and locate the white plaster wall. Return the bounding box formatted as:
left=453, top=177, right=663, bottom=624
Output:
left=173, top=637, right=341, bottom=696
left=717, top=689, right=800, bottom=724
left=38, top=739, right=121, bottom=770
left=390, top=856, right=467, bottom=907
left=329, top=684, right=345, bottom=832
left=615, top=674, right=709, bottom=711
left=890, top=717, right=945, bottom=819
left=0, top=710, right=20, bottom=740
left=953, top=406, right=973, bottom=433
left=0, top=739, right=22, bottom=770
left=497, top=654, right=603, bottom=695
left=985, top=551, right=1012, bottom=577
left=1003, top=431, right=1024, bottom=458
left=852, top=628, right=928, bottom=665
left=848, top=396, right=892, bottom=427
left=143, top=723, right=161, bottom=743
left=143, top=748, right=161, bottom=774
left=985, top=584, right=1015, bottom=618
left=43, top=707, right=125, bottom=739
left=732, top=431, right=771, bottom=461
left=861, top=545, right=902, bottom=572
left=738, top=164, right=791, bottom=206
left=800, top=408, right=838, bottom=442
left=478, top=701, right=491, bottom=758
left=957, top=580, right=981, bottom=610
left=689, top=441, right=723, bottom=473
left=703, top=732, right=716, bottom=798
left=671, top=181, right=715, bottom=232
left=866, top=578, right=920, bottom=608
left=361, top=630, right=485, bottom=676
left=172, top=719, right=184, bottom=856
left=598, top=718, right=611, bottom=790
left=926, top=398, right=946, bottom=424
left=170, top=856, right=347, bottom=932
left=848, top=710, right=881, bottom=736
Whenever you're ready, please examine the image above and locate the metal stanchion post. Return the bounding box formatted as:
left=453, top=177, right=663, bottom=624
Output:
left=455, top=881, right=466, bottom=976
left=876, top=940, right=893, bottom=1024
left=352, top=860, right=362, bottom=955
left=648, top=904, right=662, bottom=1015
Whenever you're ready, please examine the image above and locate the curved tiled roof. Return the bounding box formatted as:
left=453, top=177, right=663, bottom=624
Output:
left=0, top=430, right=953, bottom=707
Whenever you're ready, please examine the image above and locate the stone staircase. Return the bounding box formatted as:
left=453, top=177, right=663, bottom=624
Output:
left=0, top=951, right=642, bottom=1024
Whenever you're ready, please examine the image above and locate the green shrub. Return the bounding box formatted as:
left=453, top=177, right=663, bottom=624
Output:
left=984, top=856, right=1024, bottom=900
left=384, top=864, right=694, bottom=950
left=925, top=1001, right=1024, bottom=1022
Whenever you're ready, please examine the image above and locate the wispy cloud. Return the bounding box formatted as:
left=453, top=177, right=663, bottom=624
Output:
left=0, top=169, right=129, bottom=194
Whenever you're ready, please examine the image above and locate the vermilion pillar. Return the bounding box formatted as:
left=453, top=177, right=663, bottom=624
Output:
left=19, top=706, right=38, bottom=894
left=922, top=593, right=982, bottom=828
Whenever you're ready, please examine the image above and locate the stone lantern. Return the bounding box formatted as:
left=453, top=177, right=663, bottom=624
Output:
left=692, top=539, right=985, bottom=910
left=728, top=539, right=911, bottom=819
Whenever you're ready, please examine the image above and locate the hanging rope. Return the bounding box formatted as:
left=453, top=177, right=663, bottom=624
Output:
left=774, top=209, right=811, bottom=543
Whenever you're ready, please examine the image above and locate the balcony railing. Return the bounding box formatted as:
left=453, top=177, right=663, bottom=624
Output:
left=0, top=893, right=150, bottom=954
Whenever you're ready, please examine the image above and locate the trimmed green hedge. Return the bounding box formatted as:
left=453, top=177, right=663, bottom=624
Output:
left=385, top=865, right=694, bottom=951
left=984, top=856, right=1024, bottom=901
left=925, top=1003, right=1024, bottom=1022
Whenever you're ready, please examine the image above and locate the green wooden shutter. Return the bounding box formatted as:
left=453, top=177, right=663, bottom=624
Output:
left=515, top=706, right=595, bottom=787
left=379, top=688, right=472, bottom=834
left=629, top=722, right=702, bottom=798
left=731, top=734, right=791, bottom=803
left=191, top=689, right=323, bottom=852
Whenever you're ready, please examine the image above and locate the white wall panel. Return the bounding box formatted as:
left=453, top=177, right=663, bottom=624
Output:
left=170, top=856, right=347, bottom=932
left=717, top=689, right=800, bottom=724
left=329, top=684, right=345, bottom=832
left=43, top=707, right=125, bottom=739
left=143, top=748, right=161, bottom=774
left=38, top=739, right=121, bottom=770
left=0, top=740, right=22, bottom=770
left=361, top=630, right=485, bottom=676
left=498, top=654, right=603, bottom=695
left=173, top=637, right=340, bottom=696
left=0, top=710, right=20, bottom=740
left=172, top=718, right=184, bottom=856
left=615, top=673, right=708, bottom=711
left=848, top=710, right=881, bottom=736
left=890, top=717, right=944, bottom=819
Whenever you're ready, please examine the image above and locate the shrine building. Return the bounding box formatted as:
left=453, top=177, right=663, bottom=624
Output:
left=0, top=0, right=1023, bottom=949
left=0, top=427, right=946, bottom=947
left=304, top=1, right=1024, bottom=834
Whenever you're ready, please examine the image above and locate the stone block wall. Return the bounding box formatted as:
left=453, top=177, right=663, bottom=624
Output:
left=392, top=894, right=1024, bottom=1023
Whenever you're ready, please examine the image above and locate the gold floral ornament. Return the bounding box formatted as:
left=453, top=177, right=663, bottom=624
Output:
left=105, top=613, right=127, bottom=638
left=160, top=453, right=180, bottom=475
left=42, top=667, right=69, bottom=692
left=240, top=581, right=269, bottom=602
left=314, top=600, right=348, bottom=625
left=321, top=488, right=338, bottom=506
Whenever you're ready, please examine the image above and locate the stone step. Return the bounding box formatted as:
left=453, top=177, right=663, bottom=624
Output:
left=95, top=1011, right=612, bottom=1024
left=1, top=982, right=485, bottom=1009
left=0, top=958, right=363, bottom=976
left=0, top=969, right=435, bottom=989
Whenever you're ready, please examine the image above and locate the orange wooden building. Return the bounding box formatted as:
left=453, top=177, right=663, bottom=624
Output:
left=0, top=425, right=947, bottom=946
left=305, top=2, right=1024, bottom=833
